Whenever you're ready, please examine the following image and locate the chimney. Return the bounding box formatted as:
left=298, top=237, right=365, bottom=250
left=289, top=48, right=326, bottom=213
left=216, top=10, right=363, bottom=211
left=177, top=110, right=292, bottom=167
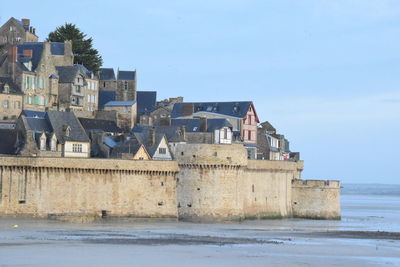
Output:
left=179, top=126, right=186, bottom=140
left=181, top=103, right=194, bottom=117
left=149, top=127, right=155, bottom=145
left=23, top=49, right=33, bottom=58
left=8, top=46, right=17, bottom=63
left=21, top=18, right=30, bottom=31
left=199, top=117, right=207, bottom=132
left=29, top=26, right=33, bottom=33
left=33, top=28, right=36, bottom=35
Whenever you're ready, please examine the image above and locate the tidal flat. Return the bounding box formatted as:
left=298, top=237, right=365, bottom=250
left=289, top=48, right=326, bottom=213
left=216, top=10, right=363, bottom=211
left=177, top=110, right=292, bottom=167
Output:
left=0, top=186, right=399, bottom=266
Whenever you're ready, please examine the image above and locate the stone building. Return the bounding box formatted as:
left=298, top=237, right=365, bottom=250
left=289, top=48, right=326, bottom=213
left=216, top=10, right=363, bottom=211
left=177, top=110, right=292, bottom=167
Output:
left=17, top=110, right=90, bottom=158
left=98, top=68, right=117, bottom=91
left=171, top=101, right=259, bottom=158
left=0, top=41, right=73, bottom=111
left=0, top=77, right=23, bottom=120
left=98, top=68, right=137, bottom=102
left=102, top=101, right=136, bottom=131
left=56, top=64, right=98, bottom=115
left=0, top=18, right=38, bottom=51
left=257, top=121, right=293, bottom=161
left=139, top=96, right=183, bottom=126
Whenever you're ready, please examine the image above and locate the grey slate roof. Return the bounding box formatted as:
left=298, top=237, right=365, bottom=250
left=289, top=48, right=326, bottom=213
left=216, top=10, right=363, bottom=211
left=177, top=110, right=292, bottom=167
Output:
left=99, top=68, right=116, bottom=80
left=0, top=129, right=19, bottom=155
left=104, top=101, right=135, bottom=107
left=137, top=91, right=157, bottom=114
left=78, top=118, right=122, bottom=133
left=99, top=91, right=116, bottom=107
left=132, top=125, right=185, bottom=143
left=56, top=64, right=92, bottom=83
left=171, top=118, right=232, bottom=132
left=17, top=42, right=44, bottom=71
left=117, top=70, right=135, bottom=80
left=45, top=111, right=90, bottom=144
left=171, top=101, right=259, bottom=121
left=110, top=135, right=143, bottom=158
left=25, top=117, right=52, bottom=132
left=50, top=42, right=65, bottom=56
left=0, top=77, right=21, bottom=94
left=22, top=110, right=46, bottom=118
left=133, top=131, right=165, bottom=157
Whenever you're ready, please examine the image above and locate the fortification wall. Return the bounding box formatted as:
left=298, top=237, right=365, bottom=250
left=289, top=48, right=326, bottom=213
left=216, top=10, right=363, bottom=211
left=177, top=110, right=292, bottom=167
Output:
left=175, top=144, right=306, bottom=221
left=291, top=179, right=341, bottom=219
left=0, top=157, right=179, bottom=219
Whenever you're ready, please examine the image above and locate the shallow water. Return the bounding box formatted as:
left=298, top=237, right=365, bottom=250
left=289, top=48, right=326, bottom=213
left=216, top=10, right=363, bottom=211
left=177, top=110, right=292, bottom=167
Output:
left=0, top=186, right=399, bottom=266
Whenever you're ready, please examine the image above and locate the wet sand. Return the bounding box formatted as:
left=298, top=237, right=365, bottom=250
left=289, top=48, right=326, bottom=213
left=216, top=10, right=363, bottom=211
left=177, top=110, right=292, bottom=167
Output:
left=0, top=193, right=400, bottom=266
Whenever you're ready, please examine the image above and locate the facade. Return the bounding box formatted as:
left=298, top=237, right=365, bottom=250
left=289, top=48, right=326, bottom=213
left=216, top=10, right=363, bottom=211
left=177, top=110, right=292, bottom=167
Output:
left=116, top=70, right=136, bottom=101
left=0, top=77, right=23, bottom=120
left=56, top=64, right=98, bottom=114
left=0, top=41, right=73, bottom=111
left=98, top=68, right=117, bottom=91
left=17, top=110, right=90, bottom=158
left=171, top=101, right=259, bottom=158
left=0, top=18, right=38, bottom=49
left=103, top=101, right=136, bottom=131
left=257, top=121, right=293, bottom=161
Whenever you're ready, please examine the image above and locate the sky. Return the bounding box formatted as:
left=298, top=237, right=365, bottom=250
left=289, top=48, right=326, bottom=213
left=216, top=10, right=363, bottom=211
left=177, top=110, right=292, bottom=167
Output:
left=1, top=0, right=399, bottom=184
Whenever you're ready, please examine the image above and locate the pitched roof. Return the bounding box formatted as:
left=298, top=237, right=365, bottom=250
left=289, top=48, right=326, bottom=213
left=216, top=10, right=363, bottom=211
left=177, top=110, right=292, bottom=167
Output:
left=56, top=64, right=93, bottom=83
left=78, top=118, right=122, bottom=133
left=171, top=118, right=232, bottom=132
left=171, top=101, right=258, bottom=121
left=99, top=91, right=116, bottom=107
left=137, top=91, right=157, bottom=114
left=259, top=121, right=276, bottom=133
left=133, top=131, right=165, bottom=157
left=25, top=117, right=52, bottom=132
left=117, top=70, right=135, bottom=80
left=104, top=101, right=135, bottom=107
left=50, top=42, right=65, bottom=55
left=0, top=129, right=19, bottom=155
left=0, top=77, right=21, bottom=94
left=17, top=42, right=44, bottom=71
left=132, top=125, right=185, bottom=143
left=45, top=111, right=89, bottom=143
left=22, top=109, right=46, bottom=118
left=99, top=68, right=116, bottom=80
left=110, top=135, right=144, bottom=158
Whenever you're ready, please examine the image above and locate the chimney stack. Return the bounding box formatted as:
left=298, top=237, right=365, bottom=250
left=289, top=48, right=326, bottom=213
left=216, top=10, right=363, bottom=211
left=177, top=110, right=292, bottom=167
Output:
left=199, top=117, right=207, bottom=132
left=23, top=49, right=33, bottom=58
left=8, top=46, right=18, bottom=63
left=33, top=28, right=36, bottom=35
left=21, top=18, right=30, bottom=31
left=149, top=127, right=155, bottom=145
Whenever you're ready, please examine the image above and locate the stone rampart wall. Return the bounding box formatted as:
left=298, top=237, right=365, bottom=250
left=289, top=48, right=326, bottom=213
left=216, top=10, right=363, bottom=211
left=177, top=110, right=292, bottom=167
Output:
left=291, top=179, right=341, bottom=219
left=0, top=157, right=179, bottom=218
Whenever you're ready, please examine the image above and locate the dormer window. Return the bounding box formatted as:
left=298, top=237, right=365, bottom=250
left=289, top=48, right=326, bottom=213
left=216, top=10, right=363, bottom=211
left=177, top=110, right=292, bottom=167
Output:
left=63, top=125, right=71, bottom=137
left=40, top=133, right=47, bottom=151
left=3, top=84, right=9, bottom=93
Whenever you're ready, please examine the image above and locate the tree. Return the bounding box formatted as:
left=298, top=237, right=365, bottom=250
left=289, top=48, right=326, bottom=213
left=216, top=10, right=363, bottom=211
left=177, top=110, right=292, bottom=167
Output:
left=47, top=23, right=103, bottom=72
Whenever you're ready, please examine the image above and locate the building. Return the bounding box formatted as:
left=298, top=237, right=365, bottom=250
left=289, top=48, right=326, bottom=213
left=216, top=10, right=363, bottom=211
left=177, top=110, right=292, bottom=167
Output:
left=171, top=118, right=233, bottom=145
left=109, top=134, right=151, bottom=160
left=0, top=18, right=38, bottom=50
left=116, top=70, right=136, bottom=101
left=171, top=101, right=259, bottom=158
left=257, top=121, right=293, bottom=161
left=139, top=96, right=183, bottom=126
left=133, top=127, right=173, bottom=160
left=0, top=41, right=73, bottom=111
left=17, top=110, right=90, bottom=158
left=103, top=101, right=136, bottom=131
left=98, top=68, right=117, bottom=91
left=56, top=64, right=99, bottom=115
left=0, top=77, right=23, bottom=121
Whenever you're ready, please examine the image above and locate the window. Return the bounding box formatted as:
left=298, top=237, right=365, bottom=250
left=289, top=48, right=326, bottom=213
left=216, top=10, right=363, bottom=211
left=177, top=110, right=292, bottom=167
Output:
left=103, top=82, right=106, bottom=87
left=50, top=138, right=57, bottom=151
left=75, top=86, right=81, bottom=93
left=26, top=95, right=32, bottom=104
left=72, top=144, right=83, bottom=152
left=3, top=100, right=9, bottom=108
left=248, top=115, right=252, bottom=124
left=33, top=95, right=39, bottom=105
left=159, top=147, right=166, bottom=154
left=223, top=128, right=228, bottom=139
left=14, top=101, right=21, bottom=109
left=248, top=130, right=251, bottom=140
left=40, top=137, right=46, bottom=151
left=124, top=81, right=128, bottom=90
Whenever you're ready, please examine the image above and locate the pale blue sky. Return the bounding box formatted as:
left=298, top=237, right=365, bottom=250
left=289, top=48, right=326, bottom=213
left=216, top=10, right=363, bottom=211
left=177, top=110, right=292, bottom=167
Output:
left=1, top=1, right=399, bottom=184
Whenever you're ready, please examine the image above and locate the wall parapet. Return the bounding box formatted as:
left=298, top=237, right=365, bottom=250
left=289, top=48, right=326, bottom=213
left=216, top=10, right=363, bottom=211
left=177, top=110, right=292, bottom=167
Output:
left=0, top=156, right=179, bottom=173
left=292, top=179, right=340, bottom=189
left=247, top=160, right=304, bottom=172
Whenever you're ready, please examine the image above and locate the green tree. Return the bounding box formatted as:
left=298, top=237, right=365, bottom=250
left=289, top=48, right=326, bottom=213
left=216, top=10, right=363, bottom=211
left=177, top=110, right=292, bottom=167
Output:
left=47, top=23, right=103, bottom=72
